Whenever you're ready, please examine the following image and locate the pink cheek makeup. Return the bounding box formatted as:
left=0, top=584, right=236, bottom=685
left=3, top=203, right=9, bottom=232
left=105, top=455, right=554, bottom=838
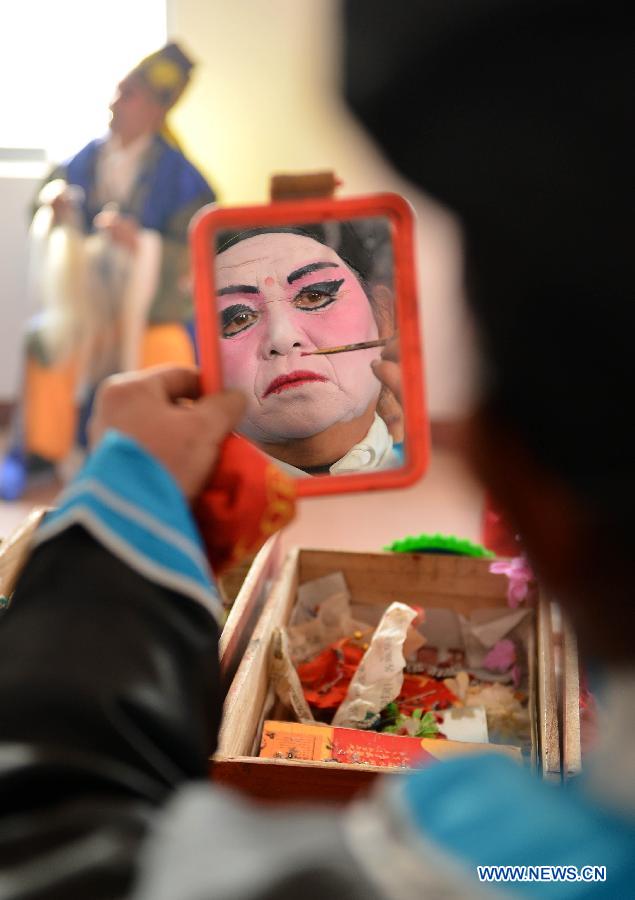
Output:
left=304, top=312, right=377, bottom=360
left=217, top=273, right=377, bottom=400
left=287, top=279, right=377, bottom=348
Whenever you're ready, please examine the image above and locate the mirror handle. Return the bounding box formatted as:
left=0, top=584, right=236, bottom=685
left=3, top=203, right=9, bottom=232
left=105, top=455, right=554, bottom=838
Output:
left=269, top=171, right=341, bottom=202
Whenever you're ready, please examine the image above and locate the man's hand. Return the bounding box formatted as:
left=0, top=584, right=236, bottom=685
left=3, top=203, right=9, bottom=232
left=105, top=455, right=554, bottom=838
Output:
left=89, top=367, right=246, bottom=500
left=38, top=179, right=82, bottom=226
left=94, top=208, right=141, bottom=252
left=50, top=193, right=76, bottom=225
left=371, top=336, right=404, bottom=441
left=371, top=335, right=401, bottom=404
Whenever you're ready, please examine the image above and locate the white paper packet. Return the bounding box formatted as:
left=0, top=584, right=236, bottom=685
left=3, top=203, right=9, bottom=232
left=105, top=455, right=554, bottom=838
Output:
left=333, top=602, right=417, bottom=729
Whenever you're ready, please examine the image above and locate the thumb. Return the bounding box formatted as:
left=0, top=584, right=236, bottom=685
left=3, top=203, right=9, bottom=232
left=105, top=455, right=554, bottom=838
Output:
left=194, top=389, right=247, bottom=442
left=371, top=359, right=402, bottom=402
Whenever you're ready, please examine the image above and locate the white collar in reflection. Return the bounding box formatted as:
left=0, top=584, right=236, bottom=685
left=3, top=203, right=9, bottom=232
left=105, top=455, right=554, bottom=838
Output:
left=269, top=414, right=399, bottom=478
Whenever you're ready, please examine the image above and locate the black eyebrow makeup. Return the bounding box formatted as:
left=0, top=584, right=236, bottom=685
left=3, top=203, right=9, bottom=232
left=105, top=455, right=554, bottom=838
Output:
left=287, top=261, right=339, bottom=284
left=218, top=284, right=259, bottom=297
left=295, top=278, right=344, bottom=295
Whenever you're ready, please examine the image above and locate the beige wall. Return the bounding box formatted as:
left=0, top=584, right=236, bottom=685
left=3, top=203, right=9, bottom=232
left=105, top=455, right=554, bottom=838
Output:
left=0, top=166, right=45, bottom=399
left=167, top=0, right=473, bottom=420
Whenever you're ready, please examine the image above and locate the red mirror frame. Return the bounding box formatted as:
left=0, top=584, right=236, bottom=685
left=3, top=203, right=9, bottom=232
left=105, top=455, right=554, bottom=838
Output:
left=191, top=192, right=429, bottom=497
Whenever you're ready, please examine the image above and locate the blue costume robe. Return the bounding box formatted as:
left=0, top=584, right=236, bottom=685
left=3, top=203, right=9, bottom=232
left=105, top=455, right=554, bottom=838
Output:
left=2, top=134, right=213, bottom=481
left=34, top=133, right=216, bottom=332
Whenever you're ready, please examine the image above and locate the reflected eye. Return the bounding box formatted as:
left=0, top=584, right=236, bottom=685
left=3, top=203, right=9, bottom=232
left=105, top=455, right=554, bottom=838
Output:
left=221, top=303, right=259, bottom=338
left=294, top=279, right=344, bottom=311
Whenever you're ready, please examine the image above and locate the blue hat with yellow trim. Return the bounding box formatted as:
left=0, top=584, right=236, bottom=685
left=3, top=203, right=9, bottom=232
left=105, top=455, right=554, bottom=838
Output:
left=127, top=42, right=195, bottom=110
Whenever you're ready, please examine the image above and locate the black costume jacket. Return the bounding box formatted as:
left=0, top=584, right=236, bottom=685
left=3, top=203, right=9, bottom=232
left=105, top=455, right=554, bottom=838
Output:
left=0, top=526, right=222, bottom=898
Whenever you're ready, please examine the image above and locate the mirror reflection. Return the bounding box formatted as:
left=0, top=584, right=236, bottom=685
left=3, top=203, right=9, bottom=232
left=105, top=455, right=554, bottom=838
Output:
left=214, top=217, right=403, bottom=477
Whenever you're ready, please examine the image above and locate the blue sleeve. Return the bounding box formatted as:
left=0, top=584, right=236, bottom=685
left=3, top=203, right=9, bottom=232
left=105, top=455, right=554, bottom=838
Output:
left=389, top=755, right=635, bottom=898
left=42, top=139, right=103, bottom=231
left=33, top=430, right=222, bottom=624
left=140, top=143, right=215, bottom=235
left=63, top=138, right=102, bottom=175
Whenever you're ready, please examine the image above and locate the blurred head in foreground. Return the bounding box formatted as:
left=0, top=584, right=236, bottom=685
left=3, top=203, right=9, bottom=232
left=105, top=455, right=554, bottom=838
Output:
left=345, top=0, right=633, bottom=661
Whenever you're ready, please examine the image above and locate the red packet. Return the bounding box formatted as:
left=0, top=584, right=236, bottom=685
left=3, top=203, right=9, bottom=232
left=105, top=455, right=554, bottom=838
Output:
left=195, top=433, right=296, bottom=575
left=259, top=720, right=522, bottom=767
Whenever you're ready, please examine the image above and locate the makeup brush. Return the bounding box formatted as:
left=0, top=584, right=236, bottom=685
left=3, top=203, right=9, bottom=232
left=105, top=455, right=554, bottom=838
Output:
left=301, top=337, right=392, bottom=356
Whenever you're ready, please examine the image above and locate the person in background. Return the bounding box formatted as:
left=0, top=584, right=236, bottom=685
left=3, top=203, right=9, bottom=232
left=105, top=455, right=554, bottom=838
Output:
left=0, top=42, right=216, bottom=500
left=0, top=1, right=632, bottom=898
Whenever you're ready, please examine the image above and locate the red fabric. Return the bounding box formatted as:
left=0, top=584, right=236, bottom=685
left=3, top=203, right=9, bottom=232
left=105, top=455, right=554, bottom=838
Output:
left=297, top=642, right=459, bottom=716
left=297, top=639, right=365, bottom=709
left=482, top=493, right=520, bottom=557
left=397, top=674, right=458, bottom=715
left=195, top=434, right=296, bottom=575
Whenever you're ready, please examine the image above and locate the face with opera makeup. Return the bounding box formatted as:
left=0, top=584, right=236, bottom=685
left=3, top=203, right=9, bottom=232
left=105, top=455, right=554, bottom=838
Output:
left=215, top=232, right=382, bottom=455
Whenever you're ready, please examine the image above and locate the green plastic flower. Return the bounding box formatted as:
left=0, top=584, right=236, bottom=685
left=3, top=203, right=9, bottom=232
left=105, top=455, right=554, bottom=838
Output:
left=384, top=532, right=494, bottom=558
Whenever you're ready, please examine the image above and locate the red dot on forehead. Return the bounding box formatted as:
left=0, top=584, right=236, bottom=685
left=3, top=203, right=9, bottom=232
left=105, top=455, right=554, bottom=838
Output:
left=264, top=276, right=275, bottom=287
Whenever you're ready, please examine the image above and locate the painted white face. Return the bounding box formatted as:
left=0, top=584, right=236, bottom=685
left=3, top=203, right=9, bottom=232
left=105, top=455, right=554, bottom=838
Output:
left=216, top=232, right=381, bottom=442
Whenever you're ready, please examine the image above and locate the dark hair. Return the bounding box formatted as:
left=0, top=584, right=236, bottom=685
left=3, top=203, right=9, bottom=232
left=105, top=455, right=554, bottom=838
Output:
left=216, top=219, right=393, bottom=290
left=217, top=225, right=328, bottom=254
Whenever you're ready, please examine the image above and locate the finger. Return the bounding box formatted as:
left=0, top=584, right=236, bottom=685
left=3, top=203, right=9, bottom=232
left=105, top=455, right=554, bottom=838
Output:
left=142, top=365, right=202, bottom=402
left=92, top=366, right=201, bottom=404
left=371, top=359, right=402, bottom=402
left=380, top=335, right=400, bottom=363
left=194, top=389, right=247, bottom=440
left=94, top=209, right=114, bottom=226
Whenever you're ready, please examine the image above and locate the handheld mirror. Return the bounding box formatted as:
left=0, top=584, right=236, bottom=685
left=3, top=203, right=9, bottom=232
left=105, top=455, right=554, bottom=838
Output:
left=191, top=191, right=429, bottom=497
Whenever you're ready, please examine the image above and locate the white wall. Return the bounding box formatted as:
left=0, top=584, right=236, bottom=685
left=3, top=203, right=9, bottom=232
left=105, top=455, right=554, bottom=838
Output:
left=167, top=0, right=473, bottom=420
left=0, top=164, right=45, bottom=399
left=0, top=1, right=473, bottom=418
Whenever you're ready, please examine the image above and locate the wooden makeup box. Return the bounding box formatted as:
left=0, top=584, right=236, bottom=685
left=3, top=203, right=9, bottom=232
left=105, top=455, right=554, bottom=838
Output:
left=214, top=546, right=561, bottom=804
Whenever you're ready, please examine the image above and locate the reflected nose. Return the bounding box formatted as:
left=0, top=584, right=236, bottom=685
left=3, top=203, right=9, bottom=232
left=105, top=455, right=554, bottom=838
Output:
left=261, top=305, right=311, bottom=357
left=109, top=85, right=124, bottom=114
